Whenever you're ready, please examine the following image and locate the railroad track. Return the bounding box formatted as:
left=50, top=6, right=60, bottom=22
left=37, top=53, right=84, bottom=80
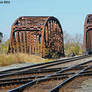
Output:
left=0, top=55, right=92, bottom=92
left=0, top=55, right=91, bottom=76
left=0, top=55, right=90, bottom=80
left=7, top=59, right=92, bottom=92
left=0, top=55, right=90, bottom=75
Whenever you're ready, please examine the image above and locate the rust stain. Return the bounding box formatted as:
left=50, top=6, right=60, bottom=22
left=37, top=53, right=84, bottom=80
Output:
left=84, top=14, right=92, bottom=54
left=8, top=16, right=64, bottom=58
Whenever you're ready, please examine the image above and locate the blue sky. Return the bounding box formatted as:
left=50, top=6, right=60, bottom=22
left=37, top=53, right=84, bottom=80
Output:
left=0, top=0, right=92, bottom=39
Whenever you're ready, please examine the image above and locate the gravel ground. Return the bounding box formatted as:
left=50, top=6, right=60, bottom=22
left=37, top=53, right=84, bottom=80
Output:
left=0, top=56, right=92, bottom=92
left=62, top=76, right=92, bottom=92
left=75, top=77, right=92, bottom=92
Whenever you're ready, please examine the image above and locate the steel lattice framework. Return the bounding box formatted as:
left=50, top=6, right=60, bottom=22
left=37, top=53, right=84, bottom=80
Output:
left=8, top=16, right=64, bottom=58
left=84, top=14, right=92, bottom=54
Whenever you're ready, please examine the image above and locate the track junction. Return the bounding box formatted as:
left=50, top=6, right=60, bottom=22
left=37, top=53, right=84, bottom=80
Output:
left=0, top=55, right=92, bottom=92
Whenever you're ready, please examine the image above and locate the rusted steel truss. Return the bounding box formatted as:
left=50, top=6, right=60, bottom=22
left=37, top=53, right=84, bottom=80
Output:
left=8, top=16, right=64, bottom=58
left=84, top=14, right=92, bottom=54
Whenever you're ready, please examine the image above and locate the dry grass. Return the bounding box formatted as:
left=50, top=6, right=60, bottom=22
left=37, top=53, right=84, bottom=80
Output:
left=0, top=53, right=54, bottom=66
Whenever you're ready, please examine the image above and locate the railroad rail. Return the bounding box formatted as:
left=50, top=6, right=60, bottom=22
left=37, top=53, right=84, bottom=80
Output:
left=7, top=59, right=92, bottom=92
left=0, top=55, right=91, bottom=81
left=0, top=55, right=90, bottom=75
left=0, top=55, right=92, bottom=92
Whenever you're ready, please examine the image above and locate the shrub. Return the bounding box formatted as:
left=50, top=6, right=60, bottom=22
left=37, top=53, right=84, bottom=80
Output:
left=0, top=39, right=9, bottom=54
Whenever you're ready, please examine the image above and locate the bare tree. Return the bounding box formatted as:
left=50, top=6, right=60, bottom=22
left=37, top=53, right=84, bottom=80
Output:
left=63, top=31, right=83, bottom=56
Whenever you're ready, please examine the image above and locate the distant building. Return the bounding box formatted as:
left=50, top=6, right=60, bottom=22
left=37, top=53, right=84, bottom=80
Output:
left=0, top=32, right=3, bottom=43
